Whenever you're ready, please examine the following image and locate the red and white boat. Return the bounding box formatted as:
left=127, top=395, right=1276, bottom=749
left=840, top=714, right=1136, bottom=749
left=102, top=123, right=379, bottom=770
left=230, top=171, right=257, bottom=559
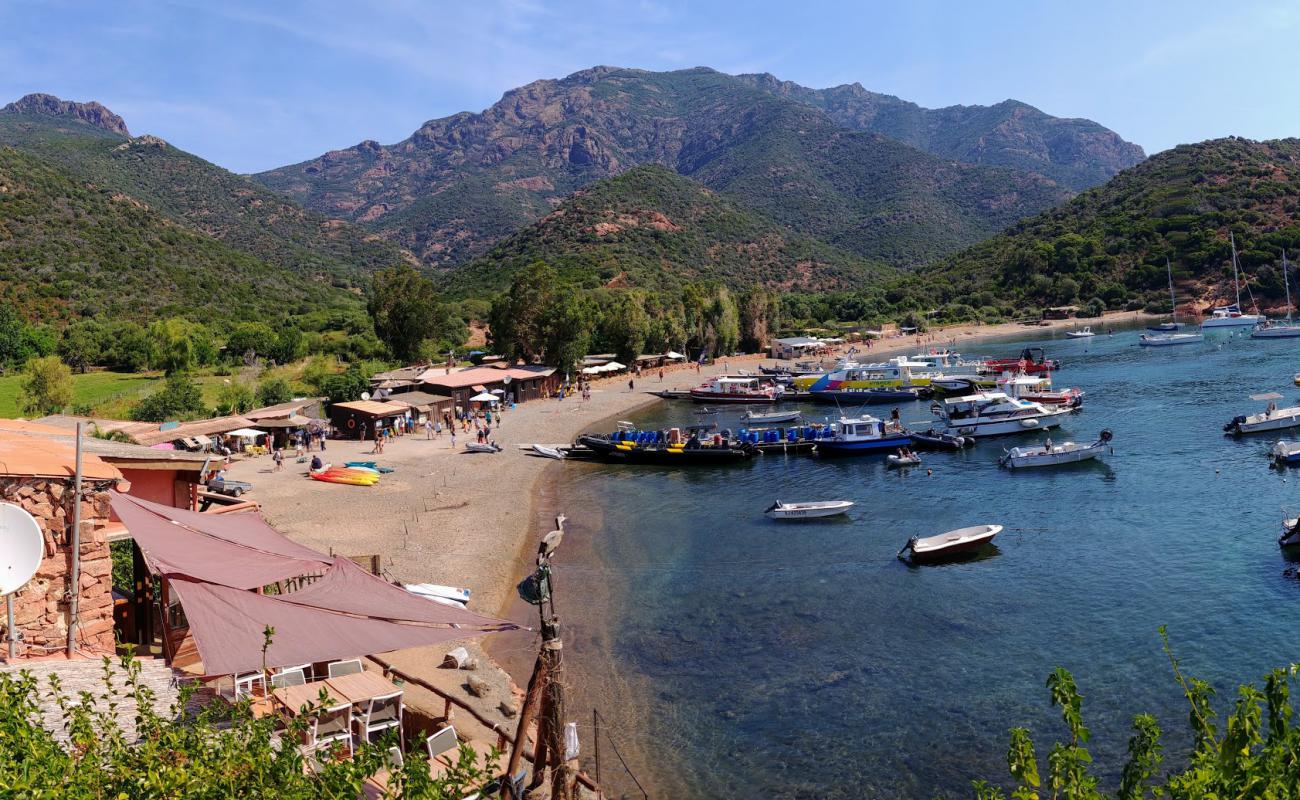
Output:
left=689, top=376, right=780, bottom=404
left=997, top=374, right=1084, bottom=408
left=979, top=347, right=1061, bottom=376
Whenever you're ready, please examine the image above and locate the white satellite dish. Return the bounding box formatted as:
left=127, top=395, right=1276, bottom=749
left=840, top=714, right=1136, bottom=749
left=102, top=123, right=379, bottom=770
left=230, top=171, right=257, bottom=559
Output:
left=360, top=391, right=371, bottom=401
left=0, top=503, right=43, bottom=595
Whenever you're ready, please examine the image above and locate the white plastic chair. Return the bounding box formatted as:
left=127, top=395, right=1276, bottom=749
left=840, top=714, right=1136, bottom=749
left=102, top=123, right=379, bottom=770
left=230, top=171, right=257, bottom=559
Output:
left=276, top=662, right=314, bottom=681
left=327, top=658, right=363, bottom=678
left=426, top=725, right=458, bottom=763
left=354, top=691, right=403, bottom=748
left=270, top=667, right=306, bottom=688
left=305, top=703, right=354, bottom=757
left=233, top=671, right=265, bottom=699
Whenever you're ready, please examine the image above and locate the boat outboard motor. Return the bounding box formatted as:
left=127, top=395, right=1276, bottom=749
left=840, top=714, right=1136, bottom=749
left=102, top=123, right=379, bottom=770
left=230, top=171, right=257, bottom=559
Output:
left=1098, top=429, right=1114, bottom=443
left=1223, top=415, right=1247, bottom=432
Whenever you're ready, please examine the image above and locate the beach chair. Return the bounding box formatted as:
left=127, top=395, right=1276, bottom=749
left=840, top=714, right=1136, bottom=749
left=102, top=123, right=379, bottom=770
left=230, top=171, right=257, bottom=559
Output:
left=327, top=658, right=364, bottom=678
left=425, top=725, right=458, bottom=764
left=354, top=691, right=404, bottom=748
left=232, top=670, right=265, bottom=700
left=304, top=703, right=354, bottom=757
left=270, top=667, right=306, bottom=688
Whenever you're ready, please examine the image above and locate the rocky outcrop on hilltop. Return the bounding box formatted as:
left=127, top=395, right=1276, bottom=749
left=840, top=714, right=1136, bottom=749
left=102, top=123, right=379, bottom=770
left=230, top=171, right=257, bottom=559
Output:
left=1, top=93, right=130, bottom=136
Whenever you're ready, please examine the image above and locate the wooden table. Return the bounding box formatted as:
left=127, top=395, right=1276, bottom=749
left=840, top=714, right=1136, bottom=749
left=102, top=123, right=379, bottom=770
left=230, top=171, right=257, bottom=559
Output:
left=273, top=681, right=347, bottom=715
left=324, top=671, right=402, bottom=706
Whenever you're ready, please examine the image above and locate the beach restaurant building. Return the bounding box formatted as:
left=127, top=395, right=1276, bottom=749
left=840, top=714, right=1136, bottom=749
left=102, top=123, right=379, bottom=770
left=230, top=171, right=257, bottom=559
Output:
left=417, top=364, right=558, bottom=407
left=328, top=399, right=407, bottom=439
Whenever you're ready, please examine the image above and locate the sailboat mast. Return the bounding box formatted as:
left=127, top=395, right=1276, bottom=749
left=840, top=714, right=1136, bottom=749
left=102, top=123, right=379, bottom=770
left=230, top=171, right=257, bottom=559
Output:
left=1231, top=231, right=1242, bottom=308
left=1167, top=257, right=1176, bottom=321
left=1286, top=249, right=1292, bottom=321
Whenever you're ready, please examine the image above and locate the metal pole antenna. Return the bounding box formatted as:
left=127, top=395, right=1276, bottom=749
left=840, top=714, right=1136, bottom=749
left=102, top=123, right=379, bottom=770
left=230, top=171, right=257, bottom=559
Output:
left=66, top=422, right=84, bottom=657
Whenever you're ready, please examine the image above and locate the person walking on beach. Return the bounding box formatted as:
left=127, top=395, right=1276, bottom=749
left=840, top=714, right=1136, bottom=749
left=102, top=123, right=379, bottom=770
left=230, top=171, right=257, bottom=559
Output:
left=272, top=448, right=283, bottom=472
left=628, top=378, right=635, bottom=392
left=450, top=429, right=457, bottom=450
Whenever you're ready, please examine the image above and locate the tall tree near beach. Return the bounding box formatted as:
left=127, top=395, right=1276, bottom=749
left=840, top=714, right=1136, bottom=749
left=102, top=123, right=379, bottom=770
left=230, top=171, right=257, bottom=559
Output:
left=739, top=287, right=780, bottom=353
left=368, top=264, right=464, bottom=363
left=58, top=320, right=104, bottom=374
left=18, top=355, right=73, bottom=416
left=489, top=261, right=593, bottom=371
left=599, top=292, right=651, bottom=363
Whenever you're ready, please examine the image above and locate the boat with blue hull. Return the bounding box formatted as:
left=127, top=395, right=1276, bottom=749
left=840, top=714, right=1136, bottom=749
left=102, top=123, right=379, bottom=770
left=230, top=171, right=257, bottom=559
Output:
left=815, top=415, right=912, bottom=456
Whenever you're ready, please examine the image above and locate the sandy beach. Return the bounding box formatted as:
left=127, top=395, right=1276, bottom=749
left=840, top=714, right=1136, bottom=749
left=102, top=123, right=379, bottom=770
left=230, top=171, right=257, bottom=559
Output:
left=222, top=309, right=1152, bottom=753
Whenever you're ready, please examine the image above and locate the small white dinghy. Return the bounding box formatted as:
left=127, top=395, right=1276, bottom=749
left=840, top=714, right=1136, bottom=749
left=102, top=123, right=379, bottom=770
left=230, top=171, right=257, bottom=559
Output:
left=531, top=444, right=566, bottom=459
left=765, top=500, right=854, bottom=519
left=899, top=524, right=1002, bottom=563
left=999, top=430, right=1113, bottom=469
left=886, top=453, right=922, bottom=468
left=745, top=408, right=801, bottom=424
left=1280, top=517, right=1300, bottom=549
left=1065, top=326, right=1095, bottom=338
left=1224, top=393, right=1300, bottom=435
left=464, top=442, right=503, bottom=453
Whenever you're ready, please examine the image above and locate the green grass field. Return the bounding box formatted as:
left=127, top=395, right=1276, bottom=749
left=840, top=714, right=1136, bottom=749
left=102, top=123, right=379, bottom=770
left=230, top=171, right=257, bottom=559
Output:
left=0, top=371, right=161, bottom=418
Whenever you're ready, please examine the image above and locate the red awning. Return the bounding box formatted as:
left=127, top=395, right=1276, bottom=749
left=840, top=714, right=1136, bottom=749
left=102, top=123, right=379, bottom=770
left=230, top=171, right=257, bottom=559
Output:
left=110, top=492, right=332, bottom=589
left=170, top=573, right=516, bottom=676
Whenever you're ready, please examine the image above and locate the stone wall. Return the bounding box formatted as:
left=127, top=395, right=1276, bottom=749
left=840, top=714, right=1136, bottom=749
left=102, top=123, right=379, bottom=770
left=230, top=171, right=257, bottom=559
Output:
left=1, top=477, right=116, bottom=656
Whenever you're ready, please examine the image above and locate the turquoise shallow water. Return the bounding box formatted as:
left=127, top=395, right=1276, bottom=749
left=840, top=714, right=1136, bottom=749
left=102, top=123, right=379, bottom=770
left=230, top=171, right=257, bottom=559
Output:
left=550, top=327, right=1300, bottom=798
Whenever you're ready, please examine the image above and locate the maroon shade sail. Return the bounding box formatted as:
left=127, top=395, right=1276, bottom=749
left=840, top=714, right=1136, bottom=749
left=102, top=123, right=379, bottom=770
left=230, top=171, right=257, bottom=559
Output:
left=282, top=557, right=508, bottom=629
left=170, top=576, right=517, bottom=676
left=110, top=492, right=333, bottom=589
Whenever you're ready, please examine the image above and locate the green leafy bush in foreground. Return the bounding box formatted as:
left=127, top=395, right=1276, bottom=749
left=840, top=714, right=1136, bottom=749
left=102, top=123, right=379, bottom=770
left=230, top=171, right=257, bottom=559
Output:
left=0, top=654, right=493, bottom=799
left=974, top=629, right=1300, bottom=799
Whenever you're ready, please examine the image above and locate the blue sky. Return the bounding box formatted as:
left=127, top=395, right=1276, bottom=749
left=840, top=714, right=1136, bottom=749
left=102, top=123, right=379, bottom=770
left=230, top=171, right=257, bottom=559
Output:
left=2, top=0, right=1296, bottom=173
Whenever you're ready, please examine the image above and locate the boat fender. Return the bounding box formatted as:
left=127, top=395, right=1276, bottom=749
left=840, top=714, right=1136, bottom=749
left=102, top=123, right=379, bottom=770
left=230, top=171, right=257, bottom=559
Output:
left=1020, top=418, right=1039, bottom=428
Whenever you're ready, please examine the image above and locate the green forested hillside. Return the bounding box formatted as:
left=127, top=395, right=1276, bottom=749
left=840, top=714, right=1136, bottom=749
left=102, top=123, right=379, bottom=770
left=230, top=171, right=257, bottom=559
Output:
left=921, top=138, right=1300, bottom=312
left=0, top=108, right=411, bottom=290
left=0, top=146, right=358, bottom=322
left=449, top=165, right=888, bottom=296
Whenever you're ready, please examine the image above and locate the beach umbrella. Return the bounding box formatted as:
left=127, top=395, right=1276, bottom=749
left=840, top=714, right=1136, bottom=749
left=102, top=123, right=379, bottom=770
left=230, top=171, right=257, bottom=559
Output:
left=604, top=361, right=626, bottom=371
left=490, top=388, right=505, bottom=394
left=469, top=392, right=497, bottom=402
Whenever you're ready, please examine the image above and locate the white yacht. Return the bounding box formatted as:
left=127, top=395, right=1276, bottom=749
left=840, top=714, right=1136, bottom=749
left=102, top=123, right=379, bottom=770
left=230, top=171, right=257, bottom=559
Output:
left=1252, top=250, right=1300, bottom=338
left=1202, top=232, right=1264, bottom=328
left=1223, top=393, right=1300, bottom=435
left=933, top=392, right=1071, bottom=439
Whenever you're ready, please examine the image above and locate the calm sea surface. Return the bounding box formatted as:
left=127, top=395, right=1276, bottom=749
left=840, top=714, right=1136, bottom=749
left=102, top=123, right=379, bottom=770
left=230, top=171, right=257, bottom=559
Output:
left=548, top=326, right=1300, bottom=798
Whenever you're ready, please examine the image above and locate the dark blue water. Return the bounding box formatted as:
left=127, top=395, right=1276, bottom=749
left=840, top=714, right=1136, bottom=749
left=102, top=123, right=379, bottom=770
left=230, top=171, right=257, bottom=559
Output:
left=552, top=327, right=1300, bottom=799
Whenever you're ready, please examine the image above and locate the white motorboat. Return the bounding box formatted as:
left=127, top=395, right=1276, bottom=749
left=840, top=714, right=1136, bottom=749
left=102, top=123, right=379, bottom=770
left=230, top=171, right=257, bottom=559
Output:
left=1202, top=232, right=1265, bottom=328
left=464, top=442, right=503, bottom=453
left=933, top=392, right=1070, bottom=439
left=405, top=583, right=472, bottom=608
left=1252, top=250, right=1300, bottom=338
left=1065, top=327, right=1095, bottom=338
left=1141, top=258, right=1204, bottom=346
left=1272, top=440, right=1300, bottom=466
left=764, top=500, right=855, bottom=519
left=899, top=524, right=1002, bottom=563
left=999, top=430, right=1113, bottom=469
left=1224, top=393, right=1300, bottom=435
left=996, top=374, right=1084, bottom=408
left=744, top=408, right=801, bottom=424
left=1280, top=515, right=1300, bottom=548
left=1139, top=332, right=1203, bottom=347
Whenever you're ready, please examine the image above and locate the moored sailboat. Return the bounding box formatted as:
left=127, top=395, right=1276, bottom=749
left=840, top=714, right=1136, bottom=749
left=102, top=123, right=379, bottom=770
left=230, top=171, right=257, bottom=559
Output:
left=1141, top=258, right=1204, bottom=347
left=1202, top=232, right=1265, bottom=328
left=1251, top=250, right=1300, bottom=338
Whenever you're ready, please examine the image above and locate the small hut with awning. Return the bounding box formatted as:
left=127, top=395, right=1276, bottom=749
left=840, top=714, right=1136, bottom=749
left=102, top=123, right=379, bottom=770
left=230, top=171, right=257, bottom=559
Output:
left=328, top=400, right=406, bottom=439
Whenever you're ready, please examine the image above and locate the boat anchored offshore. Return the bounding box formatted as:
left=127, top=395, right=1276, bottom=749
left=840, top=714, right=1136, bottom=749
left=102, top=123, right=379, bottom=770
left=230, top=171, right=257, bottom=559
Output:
left=1223, top=393, right=1300, bottom=435
left=999, top=430, right=1113, bottom=469
left=979, top=347, right=1060, bottom=376
left=1251, top=250, right=1300, bottom=338
left=689, top=376, right=781, bottom=404
left=933, top=392, right=1070, bottom=439
left=1142, top=258, right=1204, bottom=346
left=764, top=500, right=854, bottom=520
left=1202, top=232, right=1265, bottom=328
left=1065, top=326, right=1095, bottom=338
left=1271, top=441, right=1300, bottom=466
left=996, top=374, right=1084, bottom=408
left=815, top=415, right=912, bottom=456
left=899, top=524, right=1002, bottom=563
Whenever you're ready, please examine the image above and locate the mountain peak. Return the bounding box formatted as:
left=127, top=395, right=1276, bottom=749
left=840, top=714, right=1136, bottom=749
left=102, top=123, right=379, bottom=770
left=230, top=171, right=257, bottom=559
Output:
left=1, top=93, right=130, bottom=136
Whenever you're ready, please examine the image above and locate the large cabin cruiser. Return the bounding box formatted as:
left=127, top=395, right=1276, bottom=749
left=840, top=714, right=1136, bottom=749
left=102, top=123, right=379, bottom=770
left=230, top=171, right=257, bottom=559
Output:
left=795, top=357, right=931, bottom=402
left=933, top=391, right=1070, bottom=439
left=688, top=376, right=780, bottom=404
